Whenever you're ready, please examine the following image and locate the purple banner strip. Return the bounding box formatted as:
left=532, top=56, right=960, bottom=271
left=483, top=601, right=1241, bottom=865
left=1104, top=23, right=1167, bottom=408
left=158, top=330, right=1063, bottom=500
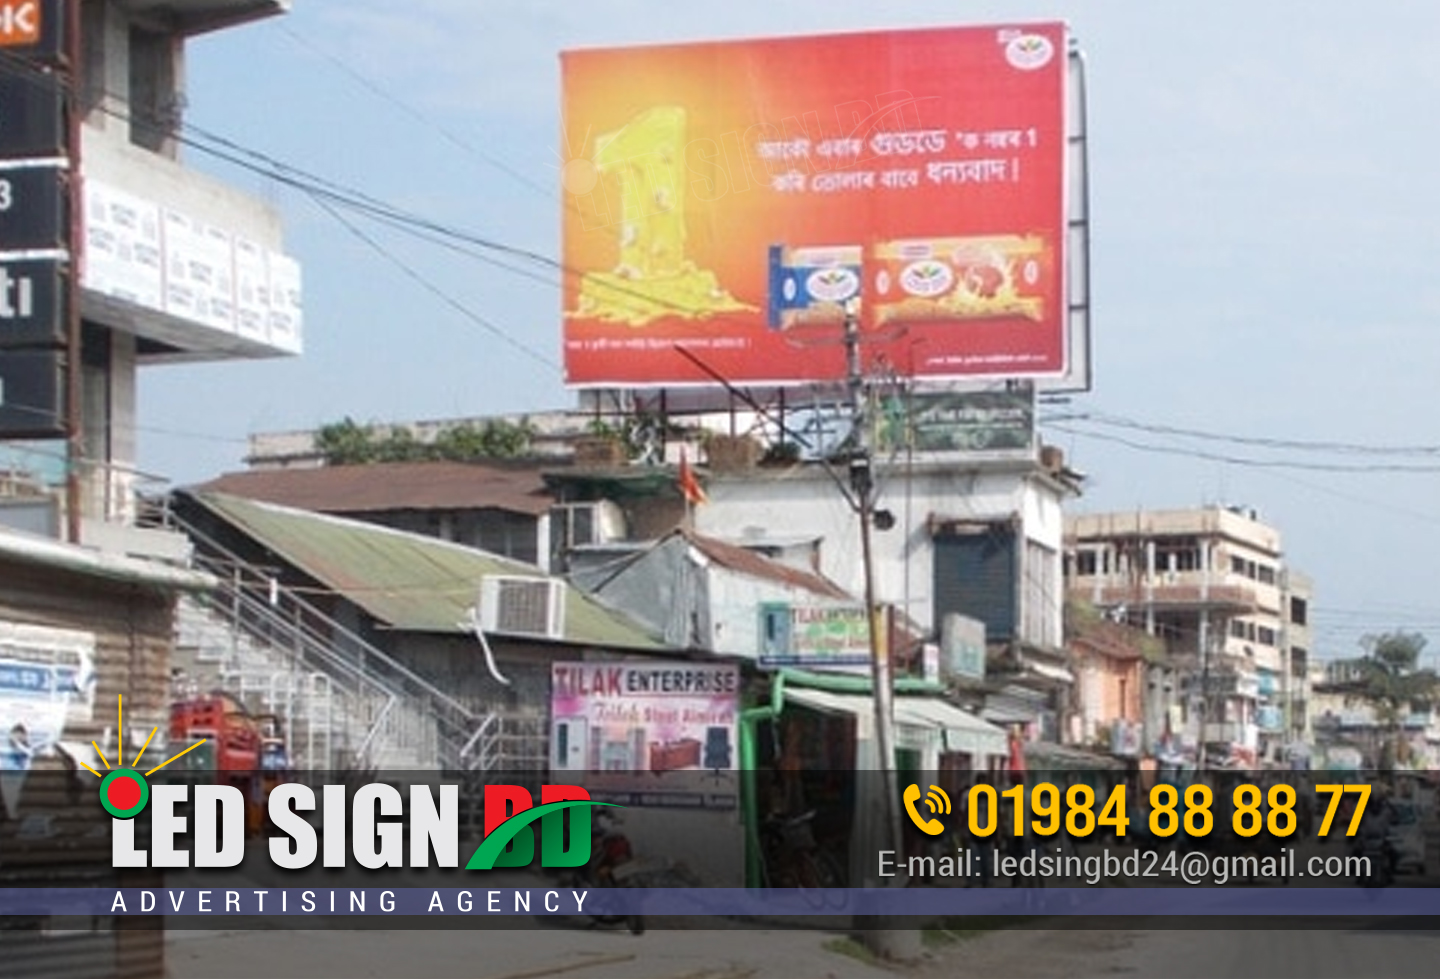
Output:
left=2, top=887, right=1436, bottom=917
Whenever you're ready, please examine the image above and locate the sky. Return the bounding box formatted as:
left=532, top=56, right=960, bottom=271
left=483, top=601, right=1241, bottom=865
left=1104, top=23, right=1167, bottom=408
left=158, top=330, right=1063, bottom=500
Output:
left=130, top=0, right=1440, bottom=660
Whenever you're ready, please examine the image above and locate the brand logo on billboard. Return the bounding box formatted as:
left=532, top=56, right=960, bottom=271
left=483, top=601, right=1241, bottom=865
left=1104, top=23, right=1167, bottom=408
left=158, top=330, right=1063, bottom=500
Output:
left=1005, top=34, right=1054, bottom=70
left=899, top=260, right=954, bottom=298
left=805, top=267, right=859, bottom=303
left=0, top=1, right=40, bottom=47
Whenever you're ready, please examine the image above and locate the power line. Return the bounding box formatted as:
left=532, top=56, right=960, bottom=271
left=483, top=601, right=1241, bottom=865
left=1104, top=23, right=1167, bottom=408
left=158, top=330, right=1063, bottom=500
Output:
left=305, top=192, right=560, bottom=371
left=1046, top=422, right=1440, bottom=473
left=1061, top=410, right=1440, bottom=457
left=276, top=23, right=559, bottom=204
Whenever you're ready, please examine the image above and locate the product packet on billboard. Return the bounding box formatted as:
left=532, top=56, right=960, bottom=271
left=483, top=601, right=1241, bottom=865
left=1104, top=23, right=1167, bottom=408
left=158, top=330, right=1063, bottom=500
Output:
left=870, top=235, right=1051, bottom=326
left=766, top=244, right=862, bottom=330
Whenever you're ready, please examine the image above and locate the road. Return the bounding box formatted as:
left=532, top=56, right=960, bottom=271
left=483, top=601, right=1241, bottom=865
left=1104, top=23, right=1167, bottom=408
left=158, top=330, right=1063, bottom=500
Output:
left=163, top=810, right=1440, bottom=979
left=166, top=923, right=894, bottom=979
left=915, top=925, right=1440, bottom=979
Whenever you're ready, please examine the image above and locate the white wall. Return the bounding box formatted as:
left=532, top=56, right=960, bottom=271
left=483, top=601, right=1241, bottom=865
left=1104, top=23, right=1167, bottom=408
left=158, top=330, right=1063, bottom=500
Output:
left=706, top=564, right=856, bottom=661
left=695, top=463, right=1068, bottom=641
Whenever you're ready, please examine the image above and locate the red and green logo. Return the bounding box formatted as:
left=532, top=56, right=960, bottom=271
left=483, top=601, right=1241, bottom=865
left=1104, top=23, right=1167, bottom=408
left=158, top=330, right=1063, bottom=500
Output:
left=465, top=785, right=622, bottom=870
left=99, top=769, right=149, bottom=819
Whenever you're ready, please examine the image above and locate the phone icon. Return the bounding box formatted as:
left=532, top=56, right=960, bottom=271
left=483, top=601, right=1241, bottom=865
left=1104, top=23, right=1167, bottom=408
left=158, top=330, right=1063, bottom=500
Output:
left=903, top=783, right=949, bottom=836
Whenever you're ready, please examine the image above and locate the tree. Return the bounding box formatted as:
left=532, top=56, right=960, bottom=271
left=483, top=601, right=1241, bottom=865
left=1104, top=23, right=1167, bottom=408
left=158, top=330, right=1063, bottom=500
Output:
left=314, top=418, right=376, bottom=466
left=1352, top=631, right=1439, bottom=770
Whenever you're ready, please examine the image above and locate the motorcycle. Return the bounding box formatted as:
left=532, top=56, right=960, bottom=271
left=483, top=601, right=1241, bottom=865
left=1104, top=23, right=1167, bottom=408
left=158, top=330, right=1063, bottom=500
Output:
left=568, top=810, right=645, bottom=935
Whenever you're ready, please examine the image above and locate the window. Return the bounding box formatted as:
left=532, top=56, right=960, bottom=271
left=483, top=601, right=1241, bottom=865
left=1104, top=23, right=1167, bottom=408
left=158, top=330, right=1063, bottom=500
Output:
left=1231, top=620, right=1247, bottom=639
left=1154, top=536, right=1200, bottom=573
left=1231, top=555, right=1246, bottom=576
left=1075, top=550, right=1098, bottom=576
left=1257, top=565, right=1277, bottom=585
left=1290, top=597, right=1308, bottom=626
left=1257, top=626, right=1276, bottom=647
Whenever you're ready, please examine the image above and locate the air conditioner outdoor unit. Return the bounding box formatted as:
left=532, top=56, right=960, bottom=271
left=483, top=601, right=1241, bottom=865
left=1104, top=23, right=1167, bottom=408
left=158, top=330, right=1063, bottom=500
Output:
left=478, top=576, right=566, bottom=640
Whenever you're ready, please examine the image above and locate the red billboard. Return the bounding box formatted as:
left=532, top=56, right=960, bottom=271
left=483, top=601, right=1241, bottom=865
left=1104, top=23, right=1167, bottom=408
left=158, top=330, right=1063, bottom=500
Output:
left=561, top=23, right=1069, bottom=388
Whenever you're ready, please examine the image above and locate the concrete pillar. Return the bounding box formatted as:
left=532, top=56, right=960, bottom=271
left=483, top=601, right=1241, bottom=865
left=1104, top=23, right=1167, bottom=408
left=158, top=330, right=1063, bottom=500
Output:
left=109, top=331, right=138, bottom=522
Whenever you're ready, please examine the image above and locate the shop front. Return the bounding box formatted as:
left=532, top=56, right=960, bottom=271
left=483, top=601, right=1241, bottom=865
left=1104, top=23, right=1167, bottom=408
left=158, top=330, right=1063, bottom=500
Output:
left=739, top=669, right=1009, bottom=888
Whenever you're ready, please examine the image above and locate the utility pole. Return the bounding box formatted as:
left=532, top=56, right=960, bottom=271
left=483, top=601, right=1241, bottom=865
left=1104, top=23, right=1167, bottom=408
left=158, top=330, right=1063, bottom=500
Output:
left=843, top=303, right=917, bottom=964
left=843, top=304, right=902, bottom=858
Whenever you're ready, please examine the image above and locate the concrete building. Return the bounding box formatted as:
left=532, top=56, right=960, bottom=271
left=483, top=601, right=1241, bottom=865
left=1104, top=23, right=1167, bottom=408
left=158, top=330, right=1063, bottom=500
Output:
left=1, top=0, right=300, bottom=547
left=1065, top=506, right=1313, bottom=766
left=546, top=429, right=1083, bottom=742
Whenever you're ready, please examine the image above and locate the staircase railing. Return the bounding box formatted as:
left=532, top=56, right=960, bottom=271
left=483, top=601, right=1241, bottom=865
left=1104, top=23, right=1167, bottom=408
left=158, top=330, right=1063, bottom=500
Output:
left=149, top=497, right=494, bottom=771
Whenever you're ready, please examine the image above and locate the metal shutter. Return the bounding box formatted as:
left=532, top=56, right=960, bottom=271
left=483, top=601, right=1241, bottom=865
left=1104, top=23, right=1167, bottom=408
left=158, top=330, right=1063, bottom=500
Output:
left=932, top=525, right=1016, bottom=640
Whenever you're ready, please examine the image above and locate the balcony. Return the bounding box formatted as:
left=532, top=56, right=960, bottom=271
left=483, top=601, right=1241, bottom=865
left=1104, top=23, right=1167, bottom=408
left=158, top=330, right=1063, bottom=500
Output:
left=119, top=0, right=288, bottom=37
left=78, top=123, right=302, bottom=363
left=1068, top=571, right=1261, bottom=614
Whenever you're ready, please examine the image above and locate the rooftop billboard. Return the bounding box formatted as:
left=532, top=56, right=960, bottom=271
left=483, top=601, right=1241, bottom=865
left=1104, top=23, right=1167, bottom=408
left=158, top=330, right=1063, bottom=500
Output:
left=561, top=23, right=1071, bottom=388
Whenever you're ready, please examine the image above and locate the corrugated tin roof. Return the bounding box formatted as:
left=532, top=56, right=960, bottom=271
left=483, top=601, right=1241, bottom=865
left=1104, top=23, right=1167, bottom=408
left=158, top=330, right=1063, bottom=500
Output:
left=0, top=527, right=215, bottom=592
left=196, top=461, right=554, bottom=516
left=681, top=530, right=850, bottom=600
left=190, top=492, right=662, bottom=649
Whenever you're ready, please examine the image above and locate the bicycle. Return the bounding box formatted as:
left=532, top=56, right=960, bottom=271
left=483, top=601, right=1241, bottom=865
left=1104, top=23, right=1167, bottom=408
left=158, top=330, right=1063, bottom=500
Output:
left=760, top=810, right=847, bottom=908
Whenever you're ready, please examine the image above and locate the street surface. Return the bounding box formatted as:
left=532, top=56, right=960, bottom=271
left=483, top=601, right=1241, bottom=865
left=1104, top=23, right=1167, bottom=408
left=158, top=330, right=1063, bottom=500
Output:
left=164, top=814, right=1440, bottom=979
left=166, top=925, right=892, bottom=979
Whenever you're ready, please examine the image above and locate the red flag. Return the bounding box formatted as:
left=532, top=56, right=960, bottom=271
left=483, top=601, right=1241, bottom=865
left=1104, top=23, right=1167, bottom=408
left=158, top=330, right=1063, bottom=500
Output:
left=678, top=449, right=708, bottom=506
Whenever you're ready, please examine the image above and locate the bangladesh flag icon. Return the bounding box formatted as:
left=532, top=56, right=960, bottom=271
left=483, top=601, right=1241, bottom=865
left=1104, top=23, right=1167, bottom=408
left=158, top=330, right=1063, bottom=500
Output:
left=100, top=769, right=149, bottom=819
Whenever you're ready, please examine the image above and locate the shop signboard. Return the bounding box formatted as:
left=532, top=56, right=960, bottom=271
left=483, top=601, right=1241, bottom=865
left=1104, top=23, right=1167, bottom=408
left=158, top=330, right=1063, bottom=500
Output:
left=874, top=383, right=1036, bottom=455
left=550, top=661, right=739, bottom=809
left=0, top=346, right=64, bottom=438
left=0, top=1, right=63, bottom=62
left=758, top=602, right=871, bottom=668
left=0, top=160, right=65, bottom=252
left=0, top=257, right=63, bottom=347
left=0, top=60, right=64, bottom=160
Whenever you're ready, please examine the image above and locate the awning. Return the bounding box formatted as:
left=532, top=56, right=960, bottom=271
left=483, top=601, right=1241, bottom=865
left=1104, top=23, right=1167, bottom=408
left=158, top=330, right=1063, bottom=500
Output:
left=784, top=688, right=1008, bottom=758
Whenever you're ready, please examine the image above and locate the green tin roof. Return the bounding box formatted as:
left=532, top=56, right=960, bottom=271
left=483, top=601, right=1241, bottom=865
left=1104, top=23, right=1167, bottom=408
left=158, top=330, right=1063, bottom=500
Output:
left=192, top=491, right=663, bottom=650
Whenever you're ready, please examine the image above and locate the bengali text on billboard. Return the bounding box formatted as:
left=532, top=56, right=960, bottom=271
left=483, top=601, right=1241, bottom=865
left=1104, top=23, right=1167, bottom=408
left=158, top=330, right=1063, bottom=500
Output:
left=561, top=23, right=1069, bottom=387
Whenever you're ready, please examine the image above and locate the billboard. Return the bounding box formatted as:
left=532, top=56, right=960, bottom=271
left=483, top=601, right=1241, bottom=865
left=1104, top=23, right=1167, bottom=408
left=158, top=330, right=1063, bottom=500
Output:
left=550, top=661, right=738, bottom=809
left=561, top=23, right=1070, bottom=388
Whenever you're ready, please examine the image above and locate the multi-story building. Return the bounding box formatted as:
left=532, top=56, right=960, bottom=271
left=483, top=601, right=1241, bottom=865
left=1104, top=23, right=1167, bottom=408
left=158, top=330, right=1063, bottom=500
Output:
left=0, top=0, right=301, bottom=548
left=1065, top=506, right=1312, bottom=766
